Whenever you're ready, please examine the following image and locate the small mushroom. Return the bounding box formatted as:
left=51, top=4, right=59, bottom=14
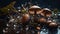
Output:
left=36, top=25, right=41, bottom=31
left=49, top=22, right=57, bottom=28
left=41, top=8, right=52, bottom=17
left=38, top=18, right=46, bottom=23
left=36, top=26, right=41, bottom=30
left=21, top=14, right=30, bottom=23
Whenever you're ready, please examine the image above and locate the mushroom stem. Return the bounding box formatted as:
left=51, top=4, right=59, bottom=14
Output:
left=37, top=31, right=40, bottom=34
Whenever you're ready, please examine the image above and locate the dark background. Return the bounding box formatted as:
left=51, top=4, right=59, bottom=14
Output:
left=0, top=0, right=60, bottom=9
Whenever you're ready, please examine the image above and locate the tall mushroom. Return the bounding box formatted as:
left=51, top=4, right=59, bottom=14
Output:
left=29, top=5, right=41, bottom=22
left=29, top=5, right=42, bottom=34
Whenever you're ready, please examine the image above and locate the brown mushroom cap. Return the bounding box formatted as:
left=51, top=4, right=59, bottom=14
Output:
left=29, top=5, right=41, bottom=10
left=38, top=18, right=46, bottom=23
left=36, top=26, right=41, bottom=30
left=49, top=22, right=57, bottom=27
left=29, top=5, right=41, bottom=15
left=41, top=8, right=52, bottom=17
left=21, top=14, right=30, bottom=23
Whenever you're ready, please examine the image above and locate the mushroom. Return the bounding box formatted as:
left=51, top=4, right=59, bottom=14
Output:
left=21, top=14, right=30, bottom=23
left=49, top=22, right=57, bottom=28
left=29, top=5, right=41, bottom=15
left=38, top=18, right=46, bottom=23
left=41, top=8, right=52, bottom=17
left=36, top=26, right=41, bottom=30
